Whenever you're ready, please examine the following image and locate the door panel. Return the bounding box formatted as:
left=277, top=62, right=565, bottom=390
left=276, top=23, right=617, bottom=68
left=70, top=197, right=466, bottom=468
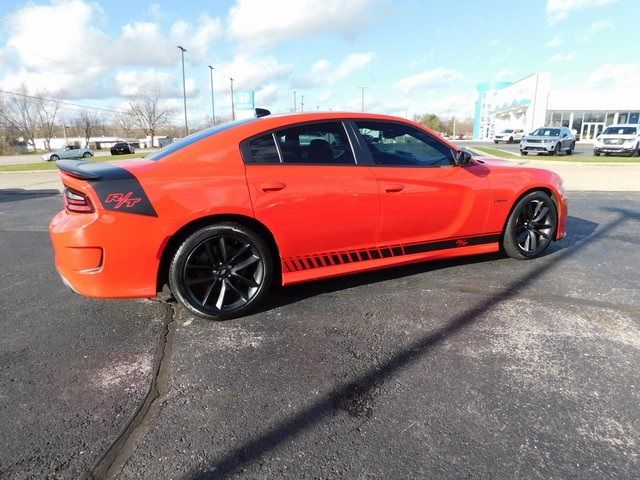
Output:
left=371, top=164, right=491, bottom=246
left=246, top=164, right=379, bottom=260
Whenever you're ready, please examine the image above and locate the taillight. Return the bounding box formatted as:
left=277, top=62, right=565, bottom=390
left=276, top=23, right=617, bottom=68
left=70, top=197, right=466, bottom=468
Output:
left=63, top=187, right=94, bottom=213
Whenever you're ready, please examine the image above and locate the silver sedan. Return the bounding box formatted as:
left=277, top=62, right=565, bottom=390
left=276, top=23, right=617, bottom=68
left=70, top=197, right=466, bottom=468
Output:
left=42, top=145, right=93, bottom=162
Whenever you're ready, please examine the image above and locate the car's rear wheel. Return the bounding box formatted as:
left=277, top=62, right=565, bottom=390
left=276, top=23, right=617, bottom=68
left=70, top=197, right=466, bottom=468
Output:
left=503, top=191, right=557, bottom=260
left=168, top=223, right=273, bottom=320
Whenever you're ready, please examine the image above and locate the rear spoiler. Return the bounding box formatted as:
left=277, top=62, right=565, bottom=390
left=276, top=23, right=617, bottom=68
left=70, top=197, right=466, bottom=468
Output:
left=55, top=160, right=133, bottom=181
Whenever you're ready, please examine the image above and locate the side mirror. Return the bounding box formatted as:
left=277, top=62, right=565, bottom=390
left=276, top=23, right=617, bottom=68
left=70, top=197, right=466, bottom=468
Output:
left=455, top=150, right=472, bottom=165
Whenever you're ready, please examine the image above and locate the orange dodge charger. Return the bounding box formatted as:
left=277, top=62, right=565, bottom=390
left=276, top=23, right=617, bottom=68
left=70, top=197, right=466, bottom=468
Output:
left=50, top=111, right=567, bottom=320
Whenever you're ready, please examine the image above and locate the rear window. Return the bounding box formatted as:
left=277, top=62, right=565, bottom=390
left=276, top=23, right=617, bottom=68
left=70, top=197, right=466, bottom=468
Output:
left=146, top=118, right=256, bottom=161
left=602, top=126, right=637, bottom=135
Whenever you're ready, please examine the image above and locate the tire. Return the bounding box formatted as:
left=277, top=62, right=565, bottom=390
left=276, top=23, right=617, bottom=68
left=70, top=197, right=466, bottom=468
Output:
left=594, top=151, right=600, bottom=157
left=567, top=142, right=575, bottom=155
left=520, top=151, right=528, bottom=156
left=494, top=140, right=499, bottom=144
left=508, top=137, right=513, bottom=143
left=632, top=147, right=638, bottom=157
left=503, top=191, right=557, bottom=260
left=83, top=152, right=92, bottom=158
left=168, top=223, right=274, bottom=320
left=50, top=154, right=59, bottom=161
left=549, top=143, right=560, bottom=156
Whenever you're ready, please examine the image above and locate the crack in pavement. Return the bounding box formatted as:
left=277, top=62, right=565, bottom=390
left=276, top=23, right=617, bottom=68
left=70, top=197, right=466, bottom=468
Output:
left=85, top=301, right=178, bottom=480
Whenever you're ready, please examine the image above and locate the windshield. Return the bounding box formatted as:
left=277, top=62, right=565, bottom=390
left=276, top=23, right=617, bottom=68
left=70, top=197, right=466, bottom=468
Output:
left=602, top=126, right=637, bottom=135
left=531, top=128, right=560, bottom=137
left=501, top=129, right=514, bottom=133
left=146, top=118, right=257, bottom=161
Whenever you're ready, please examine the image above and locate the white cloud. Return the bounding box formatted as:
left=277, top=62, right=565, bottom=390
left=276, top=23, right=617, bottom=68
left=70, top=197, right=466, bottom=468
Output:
left=494, top=69, right=513, bottom=81
left=585, top=63, right=640, bottom=89
left=545, top=36, right=564, bottom=47
left=393, top=68, right=463, bottom=95
left=255, top=84, right=280, bottom=105
left=580, top=19, right=615, bottom=41
left=546, top=0, right=617, bottom=24
left=227, top=0, right=379, bottom=47
left=487, top=38, right=501, bottom=46
left=301, top=52, right=374, bottom=87
left=216, top=55, right=293, bottom=91
left=114, top=70, right=199, bottom=98
left=550, top=53, right=575, bottom=63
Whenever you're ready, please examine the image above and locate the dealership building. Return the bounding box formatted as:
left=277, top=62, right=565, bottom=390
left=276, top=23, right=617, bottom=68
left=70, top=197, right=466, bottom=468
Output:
left=473, top=73, right=640, bottom=140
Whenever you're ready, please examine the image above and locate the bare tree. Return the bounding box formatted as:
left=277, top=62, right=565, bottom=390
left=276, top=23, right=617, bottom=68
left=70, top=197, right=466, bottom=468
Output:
left=0, top=86, right=40, bottom=150
left=37, top=94, right=62, bottom=151
left=113, top=111, right=136, bottom=138
left=74, top=110, right=101, bottom=147
left=129, top=91, right=174, bottom=148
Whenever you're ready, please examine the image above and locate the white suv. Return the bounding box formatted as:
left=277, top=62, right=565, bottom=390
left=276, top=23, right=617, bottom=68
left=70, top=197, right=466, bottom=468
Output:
left=594, top=124, right=640, bottom=157
left=493, top=128, right=525, bottom=144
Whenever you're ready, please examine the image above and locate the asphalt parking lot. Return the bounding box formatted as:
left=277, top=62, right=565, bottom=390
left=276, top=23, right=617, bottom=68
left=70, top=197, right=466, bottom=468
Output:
left=462, top=140, right=595, bottom=157
left=1, top=190, right=639, bottom=479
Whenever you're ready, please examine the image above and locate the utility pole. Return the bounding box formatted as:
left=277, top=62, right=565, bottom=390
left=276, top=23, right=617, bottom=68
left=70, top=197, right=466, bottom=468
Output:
left=301, top=95, right=305, bottom=112
left=358, top=86, right=367, bottom=112
left=177, top=46, right=188, bottom=136
left=208, top=65, right=216, bottom=126
left=293, top=91, right=297, bottom=112
left=229, top=77, right=235, bottom=121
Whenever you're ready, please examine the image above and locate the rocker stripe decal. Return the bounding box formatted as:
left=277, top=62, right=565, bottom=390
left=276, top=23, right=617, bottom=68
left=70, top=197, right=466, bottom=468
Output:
left=282, top=234, right=501, bottom=273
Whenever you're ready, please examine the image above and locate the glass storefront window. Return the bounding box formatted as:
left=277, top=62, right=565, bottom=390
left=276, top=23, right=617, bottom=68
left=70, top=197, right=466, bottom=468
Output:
left=605, top=113, right=614, bottom=126
left=628, top=112, right=639, bottom=124
left=618, top=113, right=628, bottom=124
left=592, top=112, right=605, bottom=123
left=572, top=113, right=583, bottom=134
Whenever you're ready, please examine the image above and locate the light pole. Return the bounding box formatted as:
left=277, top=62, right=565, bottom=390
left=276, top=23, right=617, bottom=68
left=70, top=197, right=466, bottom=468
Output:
left=229, top=77, right=235, bottom=121
left=177, top=46, right=188, bottom=136
left=293, top=91, right=297, bottom=112
left=208, top=65, right=216, bottom=126
left=301, top=95, right=305, bottom=112
left=358, top=86, right=367, bottom=112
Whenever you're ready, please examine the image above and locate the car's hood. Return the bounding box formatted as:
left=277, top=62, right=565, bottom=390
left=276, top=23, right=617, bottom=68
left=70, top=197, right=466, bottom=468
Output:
left=597, top=134, right=637, bottom=140
left=473, top=156, right=518, bottom=167
left=523, top=135, right=561, bottom=141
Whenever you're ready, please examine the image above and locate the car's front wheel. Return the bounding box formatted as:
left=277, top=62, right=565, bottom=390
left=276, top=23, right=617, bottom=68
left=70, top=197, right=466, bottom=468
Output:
left=168, top=223, right=274, bottom=320
left=50, top=154, right=59, bottom=161
left=83, top=152, right=92, bottom=158
left=502, top=191, right=557, bottom=260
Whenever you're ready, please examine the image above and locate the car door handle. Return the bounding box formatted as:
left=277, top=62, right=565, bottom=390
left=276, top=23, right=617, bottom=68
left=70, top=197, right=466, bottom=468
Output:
left=384, top=183, right=404, bottom=193
left=260, top=182, right=286, bottom=192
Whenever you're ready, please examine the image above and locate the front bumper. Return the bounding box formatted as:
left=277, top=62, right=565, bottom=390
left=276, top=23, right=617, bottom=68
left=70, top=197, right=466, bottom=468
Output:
left=594, top=145, right=636, bottom=154
left=50, top=209, right=172, bottom=299
left=520, top=142, right=557, bottom=154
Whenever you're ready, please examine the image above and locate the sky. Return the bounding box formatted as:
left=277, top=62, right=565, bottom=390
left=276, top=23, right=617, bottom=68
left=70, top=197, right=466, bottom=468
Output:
left=0, top=0, right=638, bottom=128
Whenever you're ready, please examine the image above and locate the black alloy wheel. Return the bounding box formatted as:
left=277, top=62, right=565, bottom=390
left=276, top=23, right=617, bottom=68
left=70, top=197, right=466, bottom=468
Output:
left=169, top=223, right=273, bottom=320
left=503, top=191, right=557, bottom=260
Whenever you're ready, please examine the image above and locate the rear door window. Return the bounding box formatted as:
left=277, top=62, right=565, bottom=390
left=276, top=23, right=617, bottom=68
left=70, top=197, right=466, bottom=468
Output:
left=275, top=122, right=355, bottom=165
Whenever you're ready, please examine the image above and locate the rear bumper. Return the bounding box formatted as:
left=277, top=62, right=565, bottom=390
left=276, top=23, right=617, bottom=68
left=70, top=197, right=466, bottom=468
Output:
left=49, top=209, right=170, bottom=298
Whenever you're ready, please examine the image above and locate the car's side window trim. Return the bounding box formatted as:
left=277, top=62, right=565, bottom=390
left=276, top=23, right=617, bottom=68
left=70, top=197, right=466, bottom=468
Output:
left=350, top=119, right=456, bottom=168
left=271, top=132, right=284, bottom=164
left=343, top=121, right=374, bottom=166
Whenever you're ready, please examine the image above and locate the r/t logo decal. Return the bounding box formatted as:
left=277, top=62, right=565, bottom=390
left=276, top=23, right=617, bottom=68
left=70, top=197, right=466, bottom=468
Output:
left=105, top=192, right=142, bottom=209
left=455, top=239, right=469, bottom=247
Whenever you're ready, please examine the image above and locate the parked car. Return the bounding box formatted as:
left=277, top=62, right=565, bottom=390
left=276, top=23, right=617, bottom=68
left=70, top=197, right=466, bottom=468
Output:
left=493, top=128, right=525, bottom=144
left=593, top=124, right=640, bottom=157
left=110, top=141, right=135, bottom=155
left=520, top=126, right=575, bottom=156
left=50, top=111, right=567, bottom=320
left=42, top=145, right=93, bottom=162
